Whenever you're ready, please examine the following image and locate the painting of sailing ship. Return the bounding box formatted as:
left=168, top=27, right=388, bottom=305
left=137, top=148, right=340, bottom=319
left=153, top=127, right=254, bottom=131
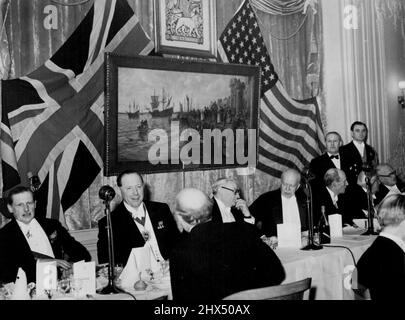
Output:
left=150, top=88, right=173, bottom=117
left=104, top=54, right=260, bottom=176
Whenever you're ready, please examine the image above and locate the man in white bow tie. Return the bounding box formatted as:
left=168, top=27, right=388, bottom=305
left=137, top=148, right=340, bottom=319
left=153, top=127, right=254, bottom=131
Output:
left=210, top=178, right=255, bottom=225
left=97, top=170, right=180, bottom=266
left=0, top=186, right=91, bottom=284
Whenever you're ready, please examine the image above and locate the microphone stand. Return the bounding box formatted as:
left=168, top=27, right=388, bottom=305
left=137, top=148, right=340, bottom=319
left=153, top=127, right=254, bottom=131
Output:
left=301, top=178, right=323, bottom=250
left=362, top=175, right=378, bottom=236
left=99, top=198, right=124, bottom=294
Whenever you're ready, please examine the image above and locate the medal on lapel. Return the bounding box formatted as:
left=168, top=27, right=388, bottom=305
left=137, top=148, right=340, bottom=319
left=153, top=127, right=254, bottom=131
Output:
left=157, top=221, right=164, bottom=230
left=141, top=230, right=150, bottom=241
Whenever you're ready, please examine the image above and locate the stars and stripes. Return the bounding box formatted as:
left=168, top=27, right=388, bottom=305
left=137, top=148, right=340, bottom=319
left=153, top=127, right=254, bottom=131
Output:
left=218, top=0, right=325, bottom=178
left=0, top=0, right=153, bottom=225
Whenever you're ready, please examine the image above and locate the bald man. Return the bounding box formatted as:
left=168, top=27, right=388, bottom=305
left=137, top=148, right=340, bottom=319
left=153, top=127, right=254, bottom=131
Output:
left=312, top=168, right=353, bottom=227
left=170, top=188, right=285, bottom=301
left=375, top=163, right=405, bottom=205
left=211, top=177, right=255, bottom=225
left=249, top=169, right=308, bottom=248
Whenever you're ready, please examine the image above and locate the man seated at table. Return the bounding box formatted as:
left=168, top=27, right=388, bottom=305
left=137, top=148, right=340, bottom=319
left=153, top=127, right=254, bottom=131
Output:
left=355, top=194, right=405, bottom=300
left=97, top=169, right=180, bottom=265
left=343, top=171, right=380, bottom=220
left=249, top=169, right=307, bottom=249
left=374, top=163, right=405, bottom=205
left=0, top=186, right=91, bottom=284
left=170, top=188, right=285, bottom=301
left=312, top=168, right=353, bottom=227
left=211, top=177, right=255, bottom=225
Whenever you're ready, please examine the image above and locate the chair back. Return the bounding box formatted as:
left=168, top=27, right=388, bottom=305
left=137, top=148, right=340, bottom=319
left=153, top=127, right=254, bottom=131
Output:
left=223, top=278, right=312, bottom=300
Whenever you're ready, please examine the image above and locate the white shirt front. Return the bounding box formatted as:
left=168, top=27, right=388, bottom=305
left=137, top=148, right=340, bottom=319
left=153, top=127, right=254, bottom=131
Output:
left=281, top=195, right=301, bottom=228
left=379, top=232, right=405, bottom=254
left=353, top=140, right=365, bottom=158
left=327, top=152, right=341, bottom=169
left=16, top=218, right=55, bottom=258
left=214, top=197, right=236, bottom=223
left=124, top=201, right=164, bottom=262
left=386, top=184, right=401, bottom=194
left=326, top=187, right=338, bottom=207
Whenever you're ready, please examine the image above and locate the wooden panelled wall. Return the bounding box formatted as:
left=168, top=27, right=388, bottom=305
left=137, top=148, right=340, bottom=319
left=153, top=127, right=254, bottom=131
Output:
left=2, top=0, right=321, bottom=230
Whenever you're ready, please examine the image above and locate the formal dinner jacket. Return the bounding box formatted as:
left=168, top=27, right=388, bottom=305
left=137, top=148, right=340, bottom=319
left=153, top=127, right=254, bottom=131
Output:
left=309, top=152, right=345, bottom=186
left=97, top=201, right=180, bottom=265
left=248, top=188, right=308, bottom=237
left=169, top=221, right=285, bottom=301
left=374, top=180, right=405, bottom=205
left=0, top=218, right=91, bottom=284
left=356, top=236, right=405, bottom=300
left=312, top=185, right=353, bottom=227
left=211, top=198, right=245, bottom=223
left=339, top=141, right=378, bottom=185
left=342, top=184, right=370, bottom=220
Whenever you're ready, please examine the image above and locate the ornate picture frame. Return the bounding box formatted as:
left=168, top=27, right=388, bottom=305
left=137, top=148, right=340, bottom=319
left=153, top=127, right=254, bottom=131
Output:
left=153, top=0, right=217, bottom=58
left=104, top=53, right=260, bottom=176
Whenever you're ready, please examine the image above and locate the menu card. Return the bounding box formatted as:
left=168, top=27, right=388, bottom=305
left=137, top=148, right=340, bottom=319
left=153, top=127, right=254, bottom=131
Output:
left=328, top=214, right=343, bottom=238
left=277, top=223, right=302, bottom=248
left=73, top=261, right=96, bottom=297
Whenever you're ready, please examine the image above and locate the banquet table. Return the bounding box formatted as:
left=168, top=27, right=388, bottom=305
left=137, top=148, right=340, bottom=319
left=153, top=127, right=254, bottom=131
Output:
left=275, top=233, right=376, bottom=300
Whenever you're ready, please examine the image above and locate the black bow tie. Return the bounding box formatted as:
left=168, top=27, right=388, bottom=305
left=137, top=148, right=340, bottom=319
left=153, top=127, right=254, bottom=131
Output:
left=329, top=155, right=339, bottom=160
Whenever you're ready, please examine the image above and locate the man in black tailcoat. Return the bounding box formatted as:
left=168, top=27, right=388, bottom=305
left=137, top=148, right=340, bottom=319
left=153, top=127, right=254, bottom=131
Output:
left=0, top=186, right=91, bottom=283
left=97, top=170, right=180, bottom=265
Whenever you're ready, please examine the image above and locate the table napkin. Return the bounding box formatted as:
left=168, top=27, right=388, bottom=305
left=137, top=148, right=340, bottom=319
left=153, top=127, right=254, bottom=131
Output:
left=11, top=268, right=30, bottom=300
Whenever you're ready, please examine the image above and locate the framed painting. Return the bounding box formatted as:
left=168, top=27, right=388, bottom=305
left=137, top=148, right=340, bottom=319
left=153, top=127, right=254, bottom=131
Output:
left=104, top=53, right=260, bottom=176
left=153, top=0, right=217, bottom=58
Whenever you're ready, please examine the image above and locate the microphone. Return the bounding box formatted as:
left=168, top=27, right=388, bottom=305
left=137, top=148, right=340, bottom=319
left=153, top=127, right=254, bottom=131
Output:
left=27, top=172, right=41, bottom=192
left=301, top=167, right=315, bottom=182
left=99, top=185, right=116, bottom=201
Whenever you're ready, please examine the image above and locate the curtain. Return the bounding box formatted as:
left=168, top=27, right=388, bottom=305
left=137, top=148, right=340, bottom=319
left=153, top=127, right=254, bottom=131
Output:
left=1, top=0, right=322, bottom=230
left=322, top=0, right=405, bottom=164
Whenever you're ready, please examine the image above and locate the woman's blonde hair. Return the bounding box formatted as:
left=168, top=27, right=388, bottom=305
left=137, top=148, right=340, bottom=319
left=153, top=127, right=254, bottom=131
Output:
left=377, top=194, right=405, bottom=227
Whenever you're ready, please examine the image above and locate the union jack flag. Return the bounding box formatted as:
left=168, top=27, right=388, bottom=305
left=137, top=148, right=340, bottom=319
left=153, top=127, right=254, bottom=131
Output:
left=0, top=0, right=153, bottom=224
left=218, top=0, right=325, bottom=178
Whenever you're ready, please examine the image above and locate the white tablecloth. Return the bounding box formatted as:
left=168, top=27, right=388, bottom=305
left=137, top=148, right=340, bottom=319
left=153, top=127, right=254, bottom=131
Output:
left=275, top=234, right=376, bottom=300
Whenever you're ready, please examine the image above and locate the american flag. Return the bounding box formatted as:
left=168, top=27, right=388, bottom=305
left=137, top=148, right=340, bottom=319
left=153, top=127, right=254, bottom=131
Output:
left=0, top=0, right=153, bottom=224
left=217, top=0, right=325, bottom=178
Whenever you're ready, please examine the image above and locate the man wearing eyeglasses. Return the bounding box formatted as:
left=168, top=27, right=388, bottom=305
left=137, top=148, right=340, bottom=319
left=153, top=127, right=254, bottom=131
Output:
left=0, top=186, right=91, bottom=284
left=211, top=178, right=255, bottom=225
left=375, top=163, right=405, bottom=205
left=249, top=169, right=307, bottom=249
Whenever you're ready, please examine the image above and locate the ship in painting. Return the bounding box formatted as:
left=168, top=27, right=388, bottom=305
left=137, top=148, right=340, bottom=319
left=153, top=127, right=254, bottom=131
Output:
left=127, top=101, right=140, bottom=119
left=150, top=89, right=173, bottom=118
